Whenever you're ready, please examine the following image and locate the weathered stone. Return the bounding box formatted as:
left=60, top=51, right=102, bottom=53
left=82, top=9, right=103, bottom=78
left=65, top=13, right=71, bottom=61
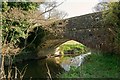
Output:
left=37, top=12, right=119, bottom=56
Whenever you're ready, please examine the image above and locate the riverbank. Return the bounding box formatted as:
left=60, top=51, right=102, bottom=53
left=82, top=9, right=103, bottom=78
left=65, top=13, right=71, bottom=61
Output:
left=3, top=40, right=120, bottom=78
left=59, top=51, right=120, bottom=78
left=4, top=40, right=88, bottom=66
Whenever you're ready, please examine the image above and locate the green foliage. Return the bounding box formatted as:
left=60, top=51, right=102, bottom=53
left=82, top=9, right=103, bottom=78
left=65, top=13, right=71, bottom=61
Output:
left=2, top=1, right=67, bottom=55
left=2, top=2, right=42, bottom=55
left=2, top=2, right=40, bottom=12
left=59, top=52, right=120, bottom=78
left=59, top=44, right=87, bottom=55
left=103, top=2, right=120, bottom=27
left=103, top=2, right=120, bottom=45
left=2, top=18, right=29, bottom=44
left=55, top=41, right=88, bottom=64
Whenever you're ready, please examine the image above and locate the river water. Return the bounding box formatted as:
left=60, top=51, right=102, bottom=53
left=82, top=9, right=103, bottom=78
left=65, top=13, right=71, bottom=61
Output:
left=15, top=58, right=64, bottom=78
left=5, top=52, right=91, bottom=78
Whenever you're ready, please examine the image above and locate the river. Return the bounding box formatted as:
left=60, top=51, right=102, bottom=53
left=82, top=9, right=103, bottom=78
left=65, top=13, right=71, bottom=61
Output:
left=4, top=52, right=91, bottom=79
left=15, top=58, right=64, bottom=78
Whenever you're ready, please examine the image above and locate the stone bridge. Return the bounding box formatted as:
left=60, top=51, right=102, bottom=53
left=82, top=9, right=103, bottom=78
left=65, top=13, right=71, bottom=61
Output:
left=36, top=12, right=118, bottom=57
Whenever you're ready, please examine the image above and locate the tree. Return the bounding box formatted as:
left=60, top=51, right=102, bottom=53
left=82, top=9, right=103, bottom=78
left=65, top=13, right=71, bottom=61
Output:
left=2, top=2, right=42, bottom=55
left=103, top=2, right=120, bottom=27
left=93, top=2, right=109, bottom=12
left=1, top=2, right=43, bottom=79
left=1, top=1, right=66, bottom=55
left=1, top=0, right=67, bottom=79
left=102, top=1, right=120, bottom=51
left=40, top=1, right=67, bottom=20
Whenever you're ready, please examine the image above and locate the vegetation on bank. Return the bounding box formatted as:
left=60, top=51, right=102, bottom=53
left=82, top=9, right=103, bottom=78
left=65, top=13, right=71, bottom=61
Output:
left=1, top=1, right=67, bottom=79
left=103, top=2, right=120, bottom=47
left=54, top=40, right=88, bottom=65
left=59, top=40, right=88, bottom=56
left=59, top=52, right=120, bottom=78
left=57, top=40, right=120, bottom=78
left=1, top=1, right=120, bottom=79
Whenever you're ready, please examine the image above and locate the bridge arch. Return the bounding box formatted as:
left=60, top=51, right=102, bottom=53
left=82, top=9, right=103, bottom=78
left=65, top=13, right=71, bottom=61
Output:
left=54, top=40, right=88, bottom=55
left=36, top=12, right=119, bottom=57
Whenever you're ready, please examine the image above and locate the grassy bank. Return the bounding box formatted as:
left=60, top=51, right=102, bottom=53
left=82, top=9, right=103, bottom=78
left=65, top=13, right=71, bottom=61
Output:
left=58, top=40, right=88, bottom=55
left=59, top=52, right=120, bottom=78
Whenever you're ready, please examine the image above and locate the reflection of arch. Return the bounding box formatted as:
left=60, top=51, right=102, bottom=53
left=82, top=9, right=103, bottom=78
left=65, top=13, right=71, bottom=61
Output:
left=54, top=40, right=90, bottom=65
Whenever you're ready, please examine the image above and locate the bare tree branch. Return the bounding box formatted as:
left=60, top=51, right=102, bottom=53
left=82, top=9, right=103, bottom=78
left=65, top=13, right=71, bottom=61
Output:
left=46, top=62, right=52, bottom=80
left=40, top=1, right=64, bottom=16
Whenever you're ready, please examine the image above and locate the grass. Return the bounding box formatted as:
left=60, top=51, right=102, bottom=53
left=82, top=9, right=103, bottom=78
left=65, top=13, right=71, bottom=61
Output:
left=59, top=52, right=120, bottom=78
left=59, top=40, right=88, bottom=55
left=56, top=40, right=120, bottom=78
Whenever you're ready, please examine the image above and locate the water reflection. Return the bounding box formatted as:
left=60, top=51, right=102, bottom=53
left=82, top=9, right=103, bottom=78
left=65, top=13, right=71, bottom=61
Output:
left=55, top=52, right=91, bottom=71
left=15, top=58, right=63, bottom=78
left=7, top=52, right=91, bottom=78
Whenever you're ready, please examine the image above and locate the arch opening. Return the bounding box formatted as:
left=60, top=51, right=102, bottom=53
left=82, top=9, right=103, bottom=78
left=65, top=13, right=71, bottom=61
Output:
left=55, top=40, right=89, bottom=56
left=53, top=40, right=91, bottom=71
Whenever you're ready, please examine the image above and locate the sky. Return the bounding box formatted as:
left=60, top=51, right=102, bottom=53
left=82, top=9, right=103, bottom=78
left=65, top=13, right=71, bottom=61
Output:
left=56, top=0, right=99, bottom=18
left=55, top=0, right=119, bottom=18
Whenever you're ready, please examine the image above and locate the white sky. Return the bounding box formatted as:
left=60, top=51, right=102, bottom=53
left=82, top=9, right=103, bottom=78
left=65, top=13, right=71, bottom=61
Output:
left=56, top=0, right=99, bottom=18
left=48, top=0, right=119, bottom=18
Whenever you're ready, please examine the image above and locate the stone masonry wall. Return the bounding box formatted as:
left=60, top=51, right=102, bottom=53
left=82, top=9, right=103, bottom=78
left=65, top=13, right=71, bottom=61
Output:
left=50, top=12, right=117, bottom=53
